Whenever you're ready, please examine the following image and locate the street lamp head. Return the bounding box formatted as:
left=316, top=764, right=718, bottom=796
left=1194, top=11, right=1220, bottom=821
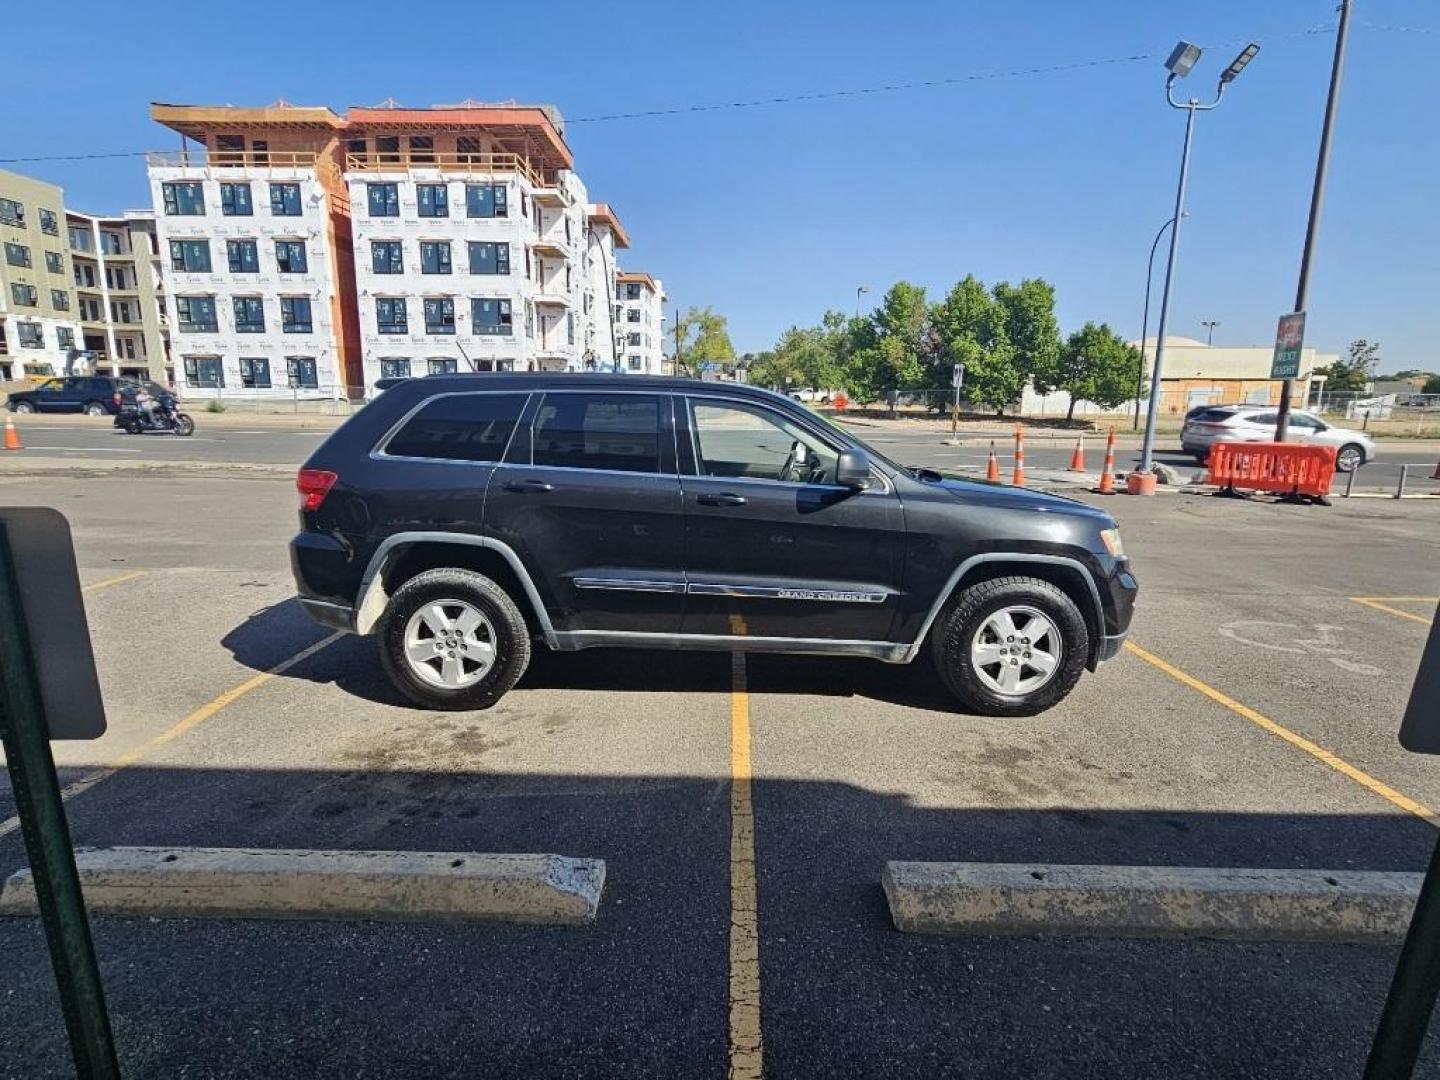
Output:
left=1165, top=41, right=1202, bottom=78
left=1220, top=42, right=1260, bottom=84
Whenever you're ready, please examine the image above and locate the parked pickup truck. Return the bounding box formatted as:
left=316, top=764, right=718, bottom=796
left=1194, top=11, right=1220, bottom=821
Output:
left=290, top=374, right=1136, bottom=716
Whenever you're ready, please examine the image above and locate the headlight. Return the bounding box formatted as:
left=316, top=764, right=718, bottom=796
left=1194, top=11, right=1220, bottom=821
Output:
left=1099, top=528, right=1125, bottom=558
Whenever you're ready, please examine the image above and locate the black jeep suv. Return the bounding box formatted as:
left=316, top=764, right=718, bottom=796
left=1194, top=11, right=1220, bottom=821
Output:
left=291, top=374, right=1136, bottom=716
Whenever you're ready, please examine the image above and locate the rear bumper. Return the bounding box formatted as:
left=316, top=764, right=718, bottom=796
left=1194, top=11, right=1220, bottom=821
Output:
left=299, top=597, right=355, bottom=633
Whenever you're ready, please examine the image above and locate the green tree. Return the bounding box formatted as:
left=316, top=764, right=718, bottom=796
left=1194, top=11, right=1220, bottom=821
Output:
left=1314, top=338, right=1380, bottom=393
left=1051, top=322, right=1144, bottom=421
left=932, top=275, right=1017, bottom=415
left=994, top=278, right=1062, bottom=394
left=673, top=306, right=735, bottom=377
left=844, top=283, right=931, bottom=402
left=1423, top=375, right=1440, bottom=395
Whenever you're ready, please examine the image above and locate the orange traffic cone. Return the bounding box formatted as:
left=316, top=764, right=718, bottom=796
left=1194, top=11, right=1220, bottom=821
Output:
left=3, top=414, right=20, bottom=451
left=1431, top=458, right=1440, bottom=481
left=1067, top=434, right=1086, bottom=472
left=1012, top=425, right=1026, bottom=486
left=1096, top=429, right=1116, bottom=494
left=985, top=441, right=1001, bottom=482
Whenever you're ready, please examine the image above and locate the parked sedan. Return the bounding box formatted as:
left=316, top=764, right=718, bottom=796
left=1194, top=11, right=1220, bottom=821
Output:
left=1181, top=405, right=1376, bottom=472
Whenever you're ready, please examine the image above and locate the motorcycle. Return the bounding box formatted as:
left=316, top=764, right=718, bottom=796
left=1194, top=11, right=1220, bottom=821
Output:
left=115, top=394, right=195, bottom=437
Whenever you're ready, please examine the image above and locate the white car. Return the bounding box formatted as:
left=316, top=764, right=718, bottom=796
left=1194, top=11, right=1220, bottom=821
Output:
left=1181, top=404, right=1377, bottom=473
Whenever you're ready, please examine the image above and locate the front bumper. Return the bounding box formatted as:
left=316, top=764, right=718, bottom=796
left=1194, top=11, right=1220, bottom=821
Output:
left=1095, top=632, right=1129, bottom=666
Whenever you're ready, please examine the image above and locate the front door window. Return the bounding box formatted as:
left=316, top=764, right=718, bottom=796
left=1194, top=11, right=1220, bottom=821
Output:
left=690, top=401, right=839, bottom=485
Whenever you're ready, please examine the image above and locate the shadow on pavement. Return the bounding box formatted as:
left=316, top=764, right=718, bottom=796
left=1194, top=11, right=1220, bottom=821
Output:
left=0, top=757, right=1435, bottom=1079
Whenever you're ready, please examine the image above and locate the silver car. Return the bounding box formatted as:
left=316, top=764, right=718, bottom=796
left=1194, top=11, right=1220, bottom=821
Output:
left=1181, top=404, right=1377, bottom=472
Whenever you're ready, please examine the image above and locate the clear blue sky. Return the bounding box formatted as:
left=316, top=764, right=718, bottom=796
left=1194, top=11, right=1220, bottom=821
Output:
left=5, top=0, right=1435, bottom=370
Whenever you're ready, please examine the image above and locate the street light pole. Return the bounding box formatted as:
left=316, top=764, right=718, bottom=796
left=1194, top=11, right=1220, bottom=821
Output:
left=1133, top=214, right=1181, bottom=431
left=855, top=285, right=869, bottom=319
left=1201, top=319, right=1220, bottom=345
left=1138, top=40, right=1258, bottom=475
left=1275, top=0, right=1352, bottom=443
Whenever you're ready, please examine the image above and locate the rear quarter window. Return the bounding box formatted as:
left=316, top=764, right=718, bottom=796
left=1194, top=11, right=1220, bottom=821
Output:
left=382, top=392, right=527, bottom=463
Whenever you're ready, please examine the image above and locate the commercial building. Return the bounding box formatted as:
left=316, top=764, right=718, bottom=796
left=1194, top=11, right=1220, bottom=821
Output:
left=614, top=271, right=667, bottom=375
left=145, top=101, right=651, bottom=397
left=65, top=209, right=170, bottom=383
left=0, top=169, right=81, bottom=381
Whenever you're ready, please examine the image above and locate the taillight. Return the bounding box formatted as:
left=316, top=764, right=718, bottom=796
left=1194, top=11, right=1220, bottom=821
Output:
left=297, top=468, right=338, bottom=511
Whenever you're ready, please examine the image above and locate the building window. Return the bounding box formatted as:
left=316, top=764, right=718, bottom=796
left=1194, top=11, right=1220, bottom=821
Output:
left=101, top=232, right=123, bottom=256
left=533, top=394, right=662, bottom=474
left=176, top=296, right=218, bottom=333
left=419, top=241, right=451, bottom=275
left=417, top=184, right=448, bottom=218
left=170, top=239, right=211, bottom=273
left=162, top=182, right=205, bottom=215
left=0, top=198, right=23, bottom=227
left=106, top=266, right=130, bottom=290
left=567, top=311, right=575, bottom=345
left=38, top=208, right=58, bottom=236
left=409, top=136, right=435, bottom=163
left=346, top=138, right=368, bottom=164
left=269, top=183, right=302, bottom=217
left=628, top=332, right=642, bottom=347
left=68, top=225, right=92, bottom=252
left=281, top=297, right=313, bottom=334
left=74, top=263, right=96, bottom=288
left=286, top=356, right=318, bottom=389
left=233, top=297, right=265, bottom=333
left=424, top=298, right=456, bottom=335
left=275, top=240, right=308, bottom=274
left=456, top=135, right=483, bottom=163
left=57, top=327, right=74, bottom=349
left=239, top=357, right=272, bottom=389
left=5, top=243, right=32, bottom=268
left=380, top=357, right=411, bottom=379
left=79, top=296, right=101, bottom=320
left=465, top=184, right=507, bottom=218
left=10, top=283, right=37, bottom=307
left=427, top=357, right=459, bottom=375
left=626, top=283, right=643, bottom=300
left=111, top=300, right=135, bottom=323
left=252, top=141, right=269, bottom=165
left=627, top=307, right=641, bottom=323
left=51, top=289, right=70, bottom=310
left=215, top=133, right=245, bottom=161
left=628, top=355, right=642, bottom=371
left=44, top=251, right=63, bottom=274
left=375, top=136, right=400, bottom=164
left=367, top=183, right=399, bottom=217
left=119, top=337, right=137, bottom=360
left=524, top=300, right=534, bottom=338
left=220, top=182, right=253, bottom=216
left=471, top=298, right=512, bottom=336
left=371, top=240, right=403, bottom=274
left=227, top=239, right=259, bottom=274
left=183, top=356, right=224, bottom=388
left=376, top=297, right=407, bottom=334
left=17, top=322, right=44, bottom=348
left=467, top=241, right=509, bottom=275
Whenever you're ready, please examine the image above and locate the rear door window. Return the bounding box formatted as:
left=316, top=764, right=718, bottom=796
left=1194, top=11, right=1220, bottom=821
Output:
left=1241, top=411, right=1277, bottom=426
left=383, top=392, right=528, bottom=463
left=531, top=393, right=664, bottom=474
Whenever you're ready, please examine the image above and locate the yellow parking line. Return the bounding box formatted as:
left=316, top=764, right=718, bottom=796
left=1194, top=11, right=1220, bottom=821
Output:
left=728, top=648, right=763, bottom=1080
left=81, top=570, right=146, bottom=594
left=1124, top=640, right=1439, bottom=828
left=1350, top=597, right=1436, bottom=626
left=0, top=632, right=342, bottom=840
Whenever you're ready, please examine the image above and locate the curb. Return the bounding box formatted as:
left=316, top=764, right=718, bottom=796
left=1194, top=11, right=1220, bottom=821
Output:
left=0, top=847, right=605, bottom=926
left=0, top=459, right=296, bottom=480
left=882, top=861, right=1420, bottom=942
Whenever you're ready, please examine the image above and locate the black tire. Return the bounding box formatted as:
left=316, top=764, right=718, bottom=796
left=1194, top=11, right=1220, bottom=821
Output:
left=929, top=576, right=1089, bottom=717
left=1335, top=443, right=1364, bottom=473
left=174, top=413, right=195, bottom=436
left=12, top=401, right=34, bottom=414
left=123, top=419, right=142, bottom=435
left=379, top=568, right=531, bottom=711
left=83, top=401, right=106, bottom=417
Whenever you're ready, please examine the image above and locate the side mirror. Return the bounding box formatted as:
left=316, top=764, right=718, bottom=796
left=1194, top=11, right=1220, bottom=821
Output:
left=835, top=448, right=873, bottom=490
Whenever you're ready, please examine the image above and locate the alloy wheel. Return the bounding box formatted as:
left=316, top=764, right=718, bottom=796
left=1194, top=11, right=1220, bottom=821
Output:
left=402, top=599, right=497, bottom=689
left=970, top=605, right=1063, bottom=696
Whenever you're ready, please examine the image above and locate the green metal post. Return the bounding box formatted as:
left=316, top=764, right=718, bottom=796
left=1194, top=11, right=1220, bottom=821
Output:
left=0, top=528, right=120, bottom=1079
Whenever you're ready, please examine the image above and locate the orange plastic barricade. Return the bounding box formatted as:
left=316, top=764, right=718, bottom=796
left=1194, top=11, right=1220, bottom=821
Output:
left=1206, top=442, right=1338, bottom=504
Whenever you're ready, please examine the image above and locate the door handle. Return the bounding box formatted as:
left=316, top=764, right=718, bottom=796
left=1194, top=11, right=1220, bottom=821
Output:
left=503, top=479, right=555, bottom=494
left=697, top=492, right=747, bottom=507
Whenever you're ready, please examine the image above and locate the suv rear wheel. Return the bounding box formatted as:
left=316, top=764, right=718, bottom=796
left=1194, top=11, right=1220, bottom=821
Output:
left=83, top=401, right=107, bottom=417
left=930, top=576, right=1089, bottom=716
left=379, top=568, right=531, bottom=711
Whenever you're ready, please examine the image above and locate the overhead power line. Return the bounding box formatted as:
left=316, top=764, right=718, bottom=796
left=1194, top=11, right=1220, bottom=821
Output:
left=3, top=19, right=1420, bottom=165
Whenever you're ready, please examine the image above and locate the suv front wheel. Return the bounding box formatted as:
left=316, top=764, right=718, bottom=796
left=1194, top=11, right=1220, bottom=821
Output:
left=379, top=568, right=531, bottom=711
left=930, top=576, right=1089, bottom=716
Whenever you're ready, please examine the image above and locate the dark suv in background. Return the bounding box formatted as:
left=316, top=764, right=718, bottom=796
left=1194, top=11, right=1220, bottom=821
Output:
left=5, top=375, right=168, bottom=417
left=290, top=375, right=1136, bottom=716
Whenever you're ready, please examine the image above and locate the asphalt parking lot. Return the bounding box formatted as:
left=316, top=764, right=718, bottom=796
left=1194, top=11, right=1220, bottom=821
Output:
left=0, top=460, right=1438, bottom=1077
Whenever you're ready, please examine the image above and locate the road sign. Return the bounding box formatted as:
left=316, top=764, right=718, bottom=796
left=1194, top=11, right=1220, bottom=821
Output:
left=951, top=364, right=965, bottom=390
left=0, top=508, right=105, bottom=739
left=1271, top=312, right=1306, bottom=380
left=1398, top=602, right=1440, bottom=754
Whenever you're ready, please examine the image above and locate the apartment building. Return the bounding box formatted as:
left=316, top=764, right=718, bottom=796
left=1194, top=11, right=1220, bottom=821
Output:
left=65, top=209, right=171, bottom=383
left=146, top=104, right=359, bottom=397
left=614, top=271, right=667, bottom=375
left=146, top=101, right=644, bottom=395
left=0, top=169, right=81, bottom=381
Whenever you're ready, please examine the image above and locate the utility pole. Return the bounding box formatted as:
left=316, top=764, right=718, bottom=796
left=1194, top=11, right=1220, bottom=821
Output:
left=1275, top=0, right=1352, bottom=443
left=673, top=306, right=683, bottom=377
